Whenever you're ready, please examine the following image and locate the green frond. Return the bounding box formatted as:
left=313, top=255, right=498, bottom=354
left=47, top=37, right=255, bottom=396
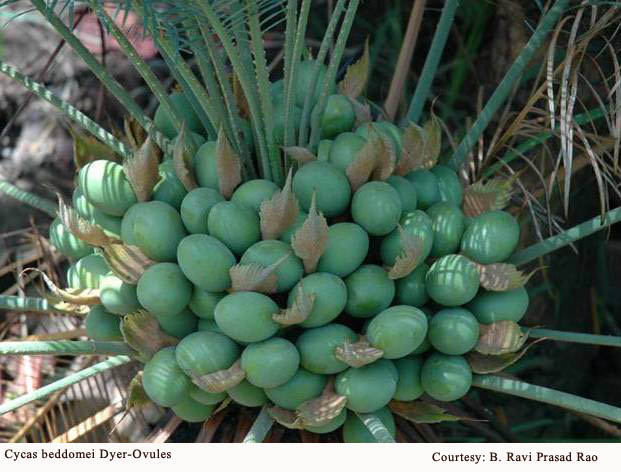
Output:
left=243, top=406, right=274, bottom=442
left=0, top=180, right=57, bottom=217
left=0, top=340, right=135, bottom=356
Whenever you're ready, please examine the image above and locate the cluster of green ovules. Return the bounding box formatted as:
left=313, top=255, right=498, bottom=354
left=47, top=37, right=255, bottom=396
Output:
left=48, top=62, right=527, bottom=442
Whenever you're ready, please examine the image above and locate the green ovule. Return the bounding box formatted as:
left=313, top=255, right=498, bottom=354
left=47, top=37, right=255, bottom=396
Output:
left=214, top=291, right=279, bottom=343
left=241, top=337, right=300, bottom=389
left=152, top=160, right=187, bottom=210
left=460, top=210, right=520, bottom=264
left=430, top=165, right=464, bottom=206
left=319, top=94, right=355, bottom=139
left=189, top=385, right=226, bottom=406
left=467, top=287, right=529, bottom=324
left=380, top=210, right=433, bottom=266
left=287, top=272, right=347, bottom=328
left=193, top=142, right=219, bottom=190
left=180, top=187, right=224, bottom=234
left=188, top=287, right=226, bottom=320
left=66, top=253, right=109, bottom=289
left=85, top=305, right=122, bottom=341
left=177, top=234, right=236, bottom=292
left=207, top=201, right=260, bottom=256
left=425, top=254, right=480, bottom=306
left=197, top=318, right=224, bottom=335
left=393, top=357, right=424, bottom=401
left=231, top=179, right=279, bottom=213
left=328, top=132, right=367, bottom=171
left=345, top=265, right=395, bottom=319
left=386, top=176, right=418, bottom=213
left=78, top=160, right=137, bottom=216
left=428, top=307, right=480, bottom=355
left=142, top=347, right=192, bottom=407
left=426, top=202, right=465, bottom=257
left=265, top=368, right=326, bottom=410
left=153, top=91, right=203, bottom=139
left=48, top=218, right=93, bottom=260
left=317, top=223, right=369, bottom=278
left=175, top=330, right=240, bottom=377
left=305, top=409, right=347, bottom=434
left=351, top=181, right=402, bottom=236
left=317, top=139, right=332, bottom=162
left=131, top=201, right=187, bottom=262
left=421, top=353, right=472, bottom=402
left=405, top=169, right=440, bottom=210
left=335, top=359, right=398, bottom=413
left=395, top=263, right=429, bottom=307
left=296, top=323, right=357, bottom=374
left=171, top=396, right=214, bottom=423
left=73, top=187, right=123, bottom=238
left=366, top=305, right=428, bottom=359
left=136, top=263, right=192, bottom=317
left=342, top=406, right=395, bottom=443
left=295, top=60, right=335, bottom=107
left=227, top=380, right=267, bottom=407
left=240, top=240, right=304, bottom=293
left=99, top=273, right=141, bottom=315
left=154, top=308, right=198, bottom=339
left=292, top=161, right=351, bottom=218
left=120, top=204, right=141, bottom=246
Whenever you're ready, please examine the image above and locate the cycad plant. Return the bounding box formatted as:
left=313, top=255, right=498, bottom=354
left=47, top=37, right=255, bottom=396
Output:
left=1, top=0, right=621, bottom=442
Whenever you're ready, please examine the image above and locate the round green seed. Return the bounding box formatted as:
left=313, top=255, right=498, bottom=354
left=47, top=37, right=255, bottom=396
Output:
left=66, top=253, right=109, bottom=289
left=467, top=287, right=529, bottom=324
left=152, top=160, right=187, bottom=209
left=380, top=210, right=433, bottom=266
left=405, top=169, right=440, bottom=209
left=425, top=254, right=480, bottom=306
left=421, top=353, right=472, bottom=402
left=176, top=330, right=240, bottom=377
left=305, top=409, right=347, bottom=434
left=137, top=263, right=192, bottom=317
left=180, top=187, right=224, bottom=234
left=214, top=291, right=279, bottom=343
left=328, top=132, right=367, bottom=171
left=78, top=160, right=137, bottom=216
left=265, top=368, right=326, bottom=410
left=132, top=201, right=187, bottom=262
left=85, top=305, right=122, bottom=341
left=429, top=307, right=480, bottom=355
left=193, top=141, right=219, bottom=190
left=207, top=201, right=260, bottom=256
left=154, top=308, right=198, bottom=339
left=395, top=263, right=429, bottom=307
left=351, top=181, right=402, bottom=236
left=345, top=265, right=395, bottom=319
left=142, top=347, right=192, bottom=407
left=287, top=272, right=347, bottom=328
left=342, top=406, right=395, bottom=443
left=241, top=337, right=300, bottom=389
left=317, top=223, right=369, bottom=278
left=177, top=234, right=236, bottom=292
left=227, top=380, right=267, bottom=407
left=231, top=179, right=279, bottom=213
left=335, top=359, right=398, bottom=413
left=48, top=218, right=93, bottom=260
left=366, top=305, right=428, bottom=359
left=431, top=165, right=464, bottom=206
left=292, top=161, right=351, bottom=218
left=190, top=385, right=227, bottom=406
left=188, top=287, right=226, bottom=320
left=393, top=357, right=424, bottom=401
left=426, top=202, right=465, bottom=257
left=172, top=396, right=214, bottom=423
left=460, top=210, right=520, bottom=264
left=296, top=323, right=357, bottom=374
left=99, top=273, right=141, bottom=315
left=386, top=175, right=418, bottom=213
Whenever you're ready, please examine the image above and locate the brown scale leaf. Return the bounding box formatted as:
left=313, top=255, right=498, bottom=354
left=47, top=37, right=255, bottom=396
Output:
left=338, top=38, right=370, bottom=99
left=124, top=136, right=161, bottom=202
left=296, top=379, right=347, bottom=427
left=467, top=339, right=545, bottom=374
left=334, top=336, right=384, bottom=368
left=68, top=126, right=120, bottom=170
left=232, top=73, right=250, bottom=119
left=216, top=126, right=242, bottom=199
left=350, top=98, right=372, bottom=126
left=120, top=310, right=177, bottom=362
left=45, top=296, right=90, bottom=315
left=57, top=195, right=112, bottom=247
left=229, top=254, right=289, bottom=294
left=273, top=282, right=316, bottom=326
left=422, top=113, right=441, bottom=169
left=388, top=226, right=425, bottom=279
left=193, top=359, right=245, bottom=393
left=395, top=122, right=427, bottom=176
left=291, top=193, right=329, bottom=273
left=172, top=123, right=198, bottom=192
left=282, top=147, right=316, bottom=165
left=476, top=262, right=535, bottom=291
left=20, top=268, right=100, bottom=305
left=268, top=406, right=304, bottom=430
left=389, top=401, right=462, bottom=424
left=126, top=371, right=150, bottom=410
left=124, top=115, right=147, bottom=150
left=462, top=175, right=516, bottom=218
left=372, top=133, right=397, bottom=181
left=102, top=243, right=155, bottom=285
left=346, top=136, right=378, bottom=191
left=259, top=168, right=299, bottom=240
left=476, top=320, right=530, bottom=355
